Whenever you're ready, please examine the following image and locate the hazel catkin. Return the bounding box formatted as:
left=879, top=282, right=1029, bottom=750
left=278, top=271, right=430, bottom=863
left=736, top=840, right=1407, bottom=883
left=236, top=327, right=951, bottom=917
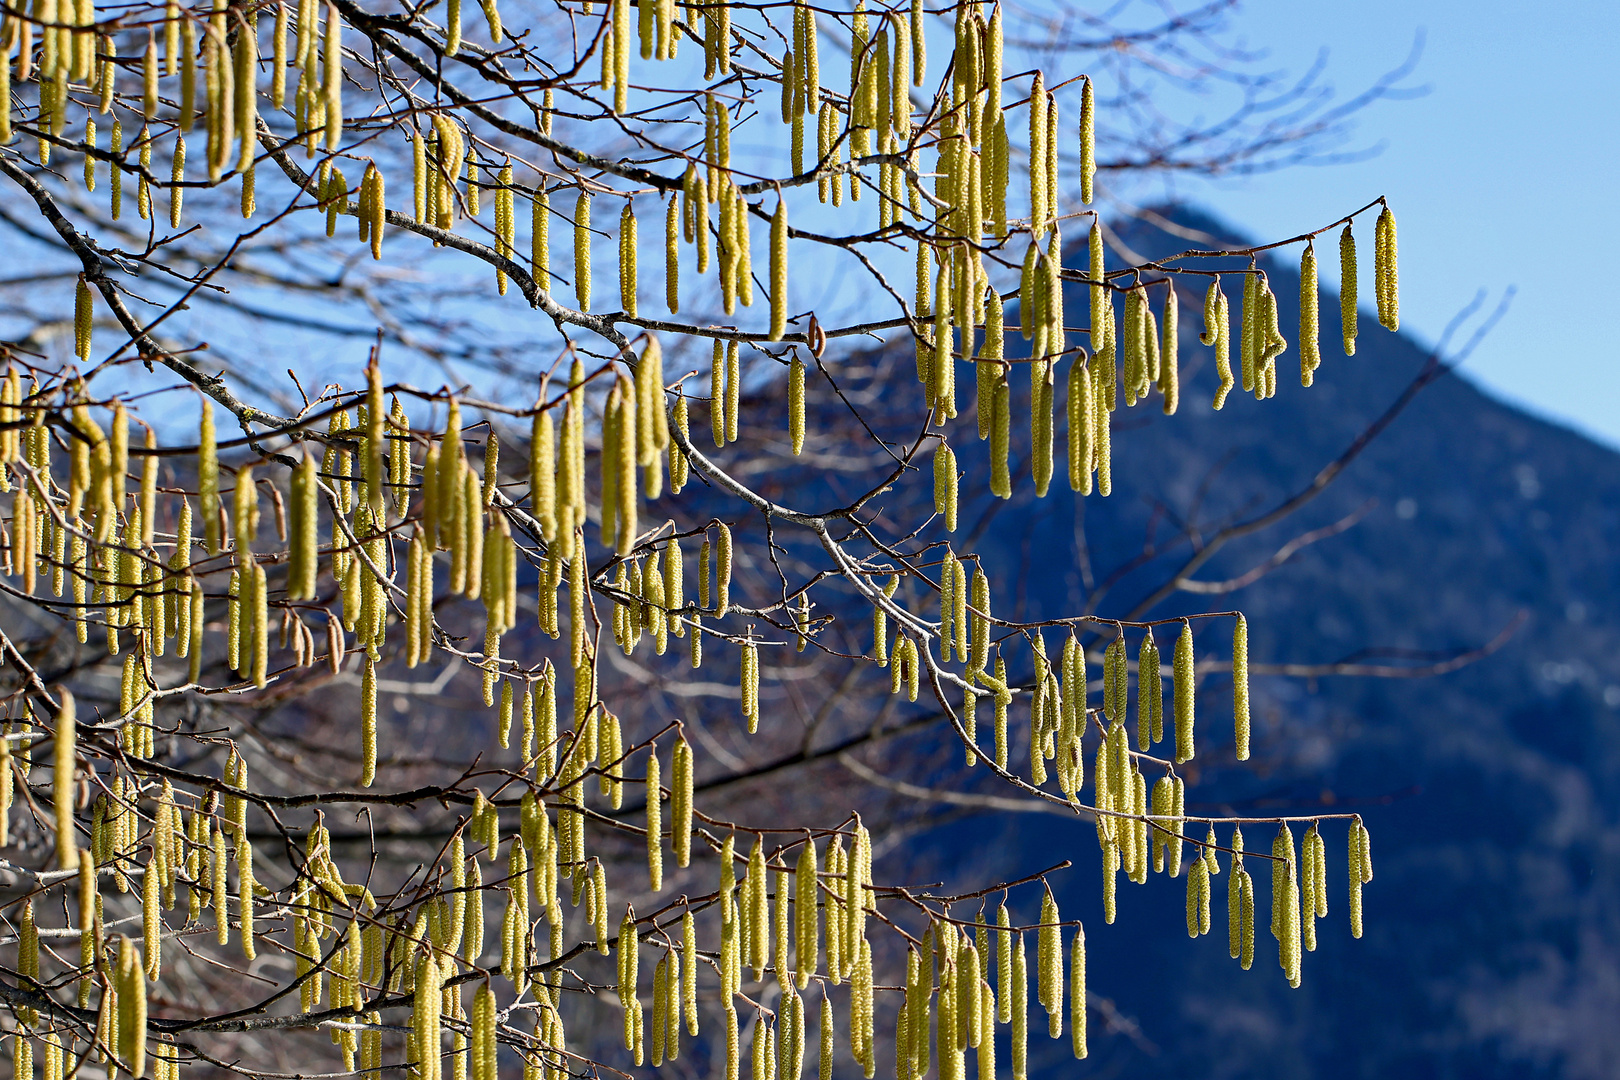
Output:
left=1172, top=619, right=1195, bottom=764
left=769, top=197, right=789, bottom=341
left=1232, top=614, right=1250, bottom=761
left=1374, top=205, right=1399, bottom=332
left=1299, top=243, right=1320, bottom=386
left=574, top=192, right=592, bottom=310
left=1078, top=76, right=1095, bottom=206
left=789, top=355, right=806, bottom=456
left=1339, top=223, right=1357, bottom=356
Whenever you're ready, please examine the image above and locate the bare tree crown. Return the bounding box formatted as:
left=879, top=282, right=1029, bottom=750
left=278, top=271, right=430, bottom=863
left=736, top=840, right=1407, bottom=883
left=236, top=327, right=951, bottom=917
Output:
left=0, top=2, right=1406, bottom=1079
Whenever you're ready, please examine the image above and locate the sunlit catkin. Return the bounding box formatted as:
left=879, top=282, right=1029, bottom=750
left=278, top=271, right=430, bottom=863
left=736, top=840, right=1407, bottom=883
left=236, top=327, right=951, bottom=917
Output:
left=794, top=837, right=818, bottom=988
left=1036, top=891, right=1061, bottom=1037
left=1078, top=75, right=1095, bottom=205
left=1028, top=71, right=1047, bottom=232
left=1187, top=854, right=1211, bottom=937
left=361, top=655, right=377, bottom=786
left=671, top=735, right=693, bottom=867
left=1172, top=619, right=1195, bottom=763
left=1339, top=223, right=1357, bottom=355
left=1348, top=815, right=1370, bottom=938
left=741, top=638, right=759, bottom=731
left=53, top=691, right=78, bottom=869
left=1299, top=243, right=1320, bottom=385
left=770, top=197, right=789, bottom=340
left=715, top=524, right=733, bottom=617
left=1375, top=205, right=1399, bottom=331
left=630, top=747, right=660, bottom=894
left=1010, top=933, right=1028, bottom=1080
left=934, top=442, right=958, bottom=531
left=574, top=192, right=592, bottom=310
left=1232, top=614, right=1250, bottom=761
left=619, top=200, right=638, bottom=316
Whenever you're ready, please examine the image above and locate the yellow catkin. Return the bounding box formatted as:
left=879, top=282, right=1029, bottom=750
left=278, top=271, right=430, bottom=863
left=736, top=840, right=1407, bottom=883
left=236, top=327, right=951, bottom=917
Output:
left=73, top=277, right=93, bottom=362
left=574, top=192, right=592, bottom=310
left=1172, top=620, right=1195, bottom=763
left=322, top=2, right=342, bottom=148
left=1069, top=926, right=1087, bottom=1058
left=666, top=735, right=694, bottom=868
left=664, top=194, right=680, bottom=313
left=1036, top=891, right=1061, bottom=1036
left=472, top=986, right=496, bottom=1080
left=1187, top=855, right=1210, bottom=937
left=632, top=748, right=659, bottom=892
left=1339, top=223, right=1358, bottom=356
left=361, top=655, right=377, bottom=786
left=1028, top=71, right=1047, bottom=232
left=53, top=691, right=78, bottom=869
left=619, top=200, right=638, bottom=315
left=1067, top=355, right=1094, bottom=494
left=1272, top=825, right=1302, bottom=986
left=117, top=936, right=148, bottom=1077
left=1232, top=614, right=1250, bottom=760
left=1300, top=824, right=1319, bottom=953
left=786, top=355, right=807, bottom=455
left=143, top=32, right=160, bottom=117
left=1312, top=824, right=1329, bottom=922
left=1375, top=205, right=1399, bottom=331
left=1299, top=243, right=1320, bottom=385
left=1078, top=76, right=1095, bottom=205
left=1349, top=815, right=1370, bottom=938
left=1159, top=284, right=1179, bottom=413
left=1010, top=933, right=1027, bottom=1080
left=445, top=0, right=462, bottom=54
left=769, top=197, right=789, bottom=340
left=794, top=837, right=818, bottom=988
left=741, top=638, right=759, bottom=730
left=989, top=373, right=1011, bottom=498
left=934, top=441, right=958, bottom=531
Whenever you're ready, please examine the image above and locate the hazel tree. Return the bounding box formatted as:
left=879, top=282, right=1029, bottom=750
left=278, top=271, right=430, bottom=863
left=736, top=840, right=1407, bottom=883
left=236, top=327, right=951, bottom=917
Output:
left=0, top=2, right=1408, bottom=1080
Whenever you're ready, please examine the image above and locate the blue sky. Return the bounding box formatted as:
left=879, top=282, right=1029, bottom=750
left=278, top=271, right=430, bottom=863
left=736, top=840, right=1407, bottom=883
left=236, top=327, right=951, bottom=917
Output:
left=1167, top=1, right=1620, bottom=449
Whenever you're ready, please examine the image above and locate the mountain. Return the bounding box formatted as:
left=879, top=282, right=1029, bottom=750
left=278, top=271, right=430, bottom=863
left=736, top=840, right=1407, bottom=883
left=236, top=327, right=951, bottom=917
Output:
left=906, top=207, right=1620, bottom=1080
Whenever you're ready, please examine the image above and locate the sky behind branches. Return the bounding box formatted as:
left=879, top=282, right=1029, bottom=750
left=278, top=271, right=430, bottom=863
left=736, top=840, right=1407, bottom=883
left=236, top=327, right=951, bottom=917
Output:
left=1174, top=0, right=1620, bottom=448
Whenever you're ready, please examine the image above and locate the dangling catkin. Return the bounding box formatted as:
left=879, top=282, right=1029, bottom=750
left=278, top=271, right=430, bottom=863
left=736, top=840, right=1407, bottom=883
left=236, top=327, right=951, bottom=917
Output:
left=1036, top=891, right=1061, bottom=1037
left=934, top=442, right=958, bottom=531
left=1232, top=614, right=1250, bottom=761
left=788, top=355, right=806, bottom=455
left=1159, top=284, right=1179, bottom=413
left=1375, top=205, right=1399, bottom=331
left=53, top=691, right=78, bottom=869
left=619, top=200, right=638, bottom=316
left=671, top=735, right=693, bottom=867
left=741, top=638, right=759, bottom=731
left=1078, top=75, right=1095, bottom=205
left=1348, top=815, right=1370, bottom=938
left=715, top=524, right=733, bottom=617
left=769, top=197, right=789, bottom=340
left=73, top=277, right=93, bottom=362
left=1186, top=854, right=1210, bottom=937
left=1172, top=619, right=1195, bottom=763
left=574, top=192, right=592, bottom=310
left=1299, top=243, right=1320, bottom=385
left=794, top=837, right=818, bottom=988
left=1339, top=223, right=1357, bottom=355
left=644, top=750, right=662, bottom=890
left=1027, top=71, right=1047, bottom=232
left=1010, top=933, right=1027, bottom=1080
left=361, top=655, right=377, bottom=786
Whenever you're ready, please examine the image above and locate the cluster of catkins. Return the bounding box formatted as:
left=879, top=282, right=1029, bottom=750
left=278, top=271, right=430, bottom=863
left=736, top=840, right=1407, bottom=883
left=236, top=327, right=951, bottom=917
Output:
left=0, top=1, right=1400, bottom=1078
